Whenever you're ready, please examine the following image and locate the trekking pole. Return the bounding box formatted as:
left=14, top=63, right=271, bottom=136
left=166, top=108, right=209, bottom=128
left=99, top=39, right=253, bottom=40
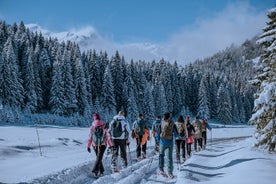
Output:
left=127, top=144, right=134, bottom=172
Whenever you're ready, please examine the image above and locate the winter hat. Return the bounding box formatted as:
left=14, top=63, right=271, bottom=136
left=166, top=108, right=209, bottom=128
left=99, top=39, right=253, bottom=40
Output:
left=93, top=113, right=100, bottom=120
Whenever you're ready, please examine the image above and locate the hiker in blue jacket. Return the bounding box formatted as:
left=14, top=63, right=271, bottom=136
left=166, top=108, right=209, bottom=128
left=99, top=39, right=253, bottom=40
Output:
left=156, top=112, right=178, bottom=178
left=152, top=115, right=161, bottom=154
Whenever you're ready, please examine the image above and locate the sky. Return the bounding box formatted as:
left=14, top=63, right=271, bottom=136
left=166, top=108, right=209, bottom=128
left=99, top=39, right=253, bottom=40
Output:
left=0, top=0, right=275, bottom=65
left=1, top=124, right=275, bottom=183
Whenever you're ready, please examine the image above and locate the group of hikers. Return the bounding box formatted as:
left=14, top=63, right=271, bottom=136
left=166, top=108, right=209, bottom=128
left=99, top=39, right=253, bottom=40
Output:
left=87, top=111, right=212, bottom=178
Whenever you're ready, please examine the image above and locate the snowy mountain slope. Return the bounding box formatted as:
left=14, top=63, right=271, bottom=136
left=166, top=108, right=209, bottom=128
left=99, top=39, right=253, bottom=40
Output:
left=1, top=125, right=276, bottom=184
left=26, top=24, right=163, bottom=62
left=26, top=24, right=99, bottom=43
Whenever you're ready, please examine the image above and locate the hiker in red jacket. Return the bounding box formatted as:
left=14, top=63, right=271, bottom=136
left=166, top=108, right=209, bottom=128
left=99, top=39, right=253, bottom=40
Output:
left=87, top=113, right=112, bottom=178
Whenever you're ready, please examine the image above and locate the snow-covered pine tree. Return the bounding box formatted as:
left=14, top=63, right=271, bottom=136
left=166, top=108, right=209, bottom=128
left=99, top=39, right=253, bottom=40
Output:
left=217, top=82, right=232, bottom=124
left=1, top=38, right=24, bottom=108
left=250, top=7, right=276, bottom=152
left=142, top=82, right=155, bottom=124
left=101, top=64, right=116, bottom=117
left=49, top=48, right=64, bottom=115
left=198, top=74, right=210, bottom=119
left=122, top=67, right=138, bottom=123
left=171, top=62, right=182, bottom=117
left=72, top=45, right=89, bottom=115
left=110, top=51, right=124, bottom=112
left=62, top=49, right=78, bottom=115
left=24, top=46, right=38, bottom=112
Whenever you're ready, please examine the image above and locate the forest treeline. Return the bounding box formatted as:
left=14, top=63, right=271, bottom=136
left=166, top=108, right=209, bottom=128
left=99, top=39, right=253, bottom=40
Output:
left=0, top=21, right=262, bottom=126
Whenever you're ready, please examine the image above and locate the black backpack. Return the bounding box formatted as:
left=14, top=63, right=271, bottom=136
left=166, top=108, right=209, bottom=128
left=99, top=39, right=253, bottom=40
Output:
left=110, top=119, right=123, bottom=137
left=134, top=119, right=145, bottom=136
left=92, top=125, right=105, bottom=146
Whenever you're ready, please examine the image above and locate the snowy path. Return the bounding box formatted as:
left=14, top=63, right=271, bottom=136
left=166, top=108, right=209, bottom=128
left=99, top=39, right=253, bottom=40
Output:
left=29, top=136, right=264, bottom=184
left=30, top=145, right=160, bottom=184
left=2, top=126, right=275, bottom=184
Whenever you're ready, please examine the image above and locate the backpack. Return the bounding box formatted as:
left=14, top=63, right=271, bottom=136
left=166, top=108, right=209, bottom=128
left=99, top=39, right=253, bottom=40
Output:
left=160, top=120, right=174, bottom=140
left=110, top=119, right=123, bottom=137
left=92, top=125, right=105, bottom=146
left=187, top=123, right=195, bottom=136
left=134, top=119, right=145, bottom=136
left=193, top=119, right=202, bottom=134
left=175, top=122, right=185, bottom=138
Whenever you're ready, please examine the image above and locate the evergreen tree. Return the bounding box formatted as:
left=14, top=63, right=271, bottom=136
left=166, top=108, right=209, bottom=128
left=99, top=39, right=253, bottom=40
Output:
left=0, top=38, right=24, bottom=108
left=33, top=42, right=44, bottom=110
left=160, top=84, right=168, bottom=114
left=73, top=46, right=89, bottom=115
left=101, top=64, right=116, bottom=117
left=122, top=66, right=138, bottom=123
left=207, top=74, right=218, bottom=119
left=217, top=82, right=232, bottom=124
left=0, top=21, right=8, bottom=51
left=62, top=49, right=77, bottom=115
left=110, top=51, right=124, bottom=111
left=198, top=75, right=210, bottom=119
left=171, top=61, right=182, bottom=116
left=49, top=49, right=64, bottom=115
left=142, top=82, right=155, bottom=125
left=89, top=49, right=102, bottom=101
left=37, top=47, right=51, bottom=110
left=82, top=50, right=93, bottom=106
left=250, top=7, right=276, bottom=152
left=24, top=46, right=38, bottom=112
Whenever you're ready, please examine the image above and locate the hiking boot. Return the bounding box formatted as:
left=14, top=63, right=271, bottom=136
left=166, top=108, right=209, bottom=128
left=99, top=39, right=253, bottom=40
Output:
left=92, top=171, right=98, bottom=178
left=142, top=152, right=146, bottom=159
left=168, top=173, right=175, bottom=179
left=158, top=169, right=168, bottom=177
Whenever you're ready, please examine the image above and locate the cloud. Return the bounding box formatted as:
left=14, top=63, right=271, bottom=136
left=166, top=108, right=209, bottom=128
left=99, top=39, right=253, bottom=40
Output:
left=162, top=2, right=268, bottom=65
left=93, top=1, right=268, bottom=66
left=26, top=2, right=268, bottom=67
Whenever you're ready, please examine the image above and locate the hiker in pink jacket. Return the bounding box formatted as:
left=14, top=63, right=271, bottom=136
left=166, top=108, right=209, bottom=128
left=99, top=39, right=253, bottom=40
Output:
left=87, top=113, right=113, bottom=178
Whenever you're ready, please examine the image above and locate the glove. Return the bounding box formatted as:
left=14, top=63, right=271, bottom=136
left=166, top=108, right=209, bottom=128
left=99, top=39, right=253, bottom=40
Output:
left=126, top=140, right=130, bottom=146
left=147, top=136, right=150, bottom=141
left=87, top=147, right=91, bottom=153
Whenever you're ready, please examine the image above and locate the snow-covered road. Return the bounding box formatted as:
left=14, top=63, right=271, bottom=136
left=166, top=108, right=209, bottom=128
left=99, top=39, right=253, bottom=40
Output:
left=30, top=136, right=263, bottom=184
left=1, top=125, right=275, bottom=184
